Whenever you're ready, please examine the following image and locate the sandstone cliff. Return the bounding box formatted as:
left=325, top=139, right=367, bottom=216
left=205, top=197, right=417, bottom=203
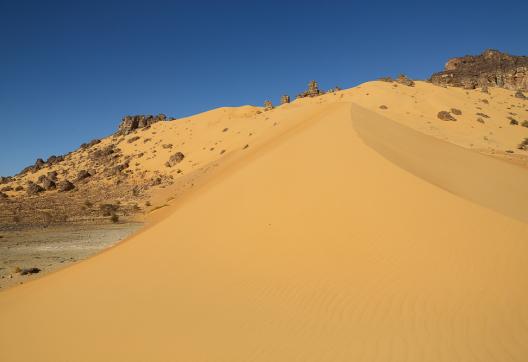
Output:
left=430, top=49, right=528, bottom=90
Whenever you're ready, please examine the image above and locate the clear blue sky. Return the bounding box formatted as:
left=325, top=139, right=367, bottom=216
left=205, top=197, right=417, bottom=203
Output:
left=1, top=0, right=527, bottom=176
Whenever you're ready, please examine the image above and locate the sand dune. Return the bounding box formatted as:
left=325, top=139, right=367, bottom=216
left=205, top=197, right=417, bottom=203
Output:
left=1, top=97, right=528, bottom=361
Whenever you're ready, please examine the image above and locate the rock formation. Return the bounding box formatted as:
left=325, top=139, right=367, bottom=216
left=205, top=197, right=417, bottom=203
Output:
left=280, top=95, right=290, bottom=104
left=116, top=114, right=173, bottom=135
left=297, top=80, right=324, bottom=98
left=264, top=100, right=274, bottom=110
left=430, top=49, right=528, bottom=90
left=396, top=74, right=415, bottom=87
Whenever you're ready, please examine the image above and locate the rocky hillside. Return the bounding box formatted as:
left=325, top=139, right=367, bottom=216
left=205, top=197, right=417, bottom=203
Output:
left=430, top=49, right=528, bottom=91
left=1, top=71, right=527, bottom=227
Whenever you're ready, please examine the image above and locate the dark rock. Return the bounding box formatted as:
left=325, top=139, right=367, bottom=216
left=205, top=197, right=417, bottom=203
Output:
left=437, top=111, right=456, bottom=121
left=0, top=176, right=12, bottom=184
left=0, top=191, right=7, bottom=199
left=47, top=171, right=58, bottom=181
left=1, top=185, right=13, bottom=191
left=77, top=170, right=91, bottom=181
left=19, top=267, right=41, bottom=275
left=27, top=182, right=44, bottom=195
left=14, top=185, right=24, bottom=191
left=515, top=90, right=526, bottom=99
left=58, top=180, right=75, bottom=192
left=80, top=139, right=101, bottom=149
left=379, top=105, right=388, bottom=110
left=430, top=49, right=528, bottom=91
left=127, top=136, right=140, bottom=144
left=46, top=155, right=64, bottom=165
left=90, top=145, right=116, bottom=160
left=165, top=152, right=185, bottom=167
left=116, top=114, right=173, bottom=135
left=162, top=144, right=173, bottom=149
left=451, top=108, right=462, bottom=115
left=42, top=178, right=56, bottom=190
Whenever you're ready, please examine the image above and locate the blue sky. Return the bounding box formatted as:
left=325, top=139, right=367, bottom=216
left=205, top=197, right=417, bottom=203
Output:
left=1, top=0, right=527, bottom=176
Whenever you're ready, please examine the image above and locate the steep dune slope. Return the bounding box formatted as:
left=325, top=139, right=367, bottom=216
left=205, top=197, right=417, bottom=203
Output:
left=1, top=102, right=528, bottom=362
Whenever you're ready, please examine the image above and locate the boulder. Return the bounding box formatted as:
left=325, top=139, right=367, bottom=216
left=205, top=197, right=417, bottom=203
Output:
left=165, top=152, right=185, bottom=167
left=77, top=170, right=91, bottom=181
left=42, top=178, right=56, bottom=190
left=58, top=180, right=75, bottom=192
left=27, top=182, right=44, bottom=195
left=437, top=111, right=457, bottom=121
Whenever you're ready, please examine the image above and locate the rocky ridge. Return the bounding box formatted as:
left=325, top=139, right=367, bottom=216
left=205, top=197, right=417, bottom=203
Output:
left=430, top=49, right=528, bottom=90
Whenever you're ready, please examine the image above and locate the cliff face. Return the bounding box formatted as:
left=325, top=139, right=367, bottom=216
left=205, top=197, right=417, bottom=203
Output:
left=430, top=49, right=528, bottom=90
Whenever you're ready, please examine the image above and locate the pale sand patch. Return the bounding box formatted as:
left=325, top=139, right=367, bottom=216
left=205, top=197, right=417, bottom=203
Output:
left=1, top=102, right=527, bottom=361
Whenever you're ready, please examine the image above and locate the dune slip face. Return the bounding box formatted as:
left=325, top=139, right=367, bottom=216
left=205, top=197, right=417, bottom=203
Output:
left=1, top=100, right=528, bottom=362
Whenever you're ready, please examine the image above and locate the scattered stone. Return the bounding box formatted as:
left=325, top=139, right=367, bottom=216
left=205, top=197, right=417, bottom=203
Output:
left=476, top=117, right=485, bottom=123
left=165, top=152, right=185, bottom=167
left=243, top=144, right=249, bottom=150
left=379, top=105, right=388, bottom=110
left=437, top=111, right=456, bottom=121
left=222, top=128, right=229, bottom=132
left=476, top=112, right=490, bottom=118
left=515, top=90, right=526, bottom=99
left=280, top=95, right=290, bottom=104
left=58, top=180, right=75, bottom=192
left=450, top=108, right=462, bottom=115
left=162, top=144, right=173, bottom=149
left=127, top=136, right=140, bottom=144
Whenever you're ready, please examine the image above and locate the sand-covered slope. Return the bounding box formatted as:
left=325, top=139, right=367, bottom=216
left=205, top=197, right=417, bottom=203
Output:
left=1, top=98, right=528, bottom=361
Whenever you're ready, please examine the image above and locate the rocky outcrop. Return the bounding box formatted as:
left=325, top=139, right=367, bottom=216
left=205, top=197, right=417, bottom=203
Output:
left=430, top=49, right=528, bottom=90
left=116, top=114, right=173, bottom=135
left=280, top=95, right=290, bottom=104
left=263, top=101, right=274, bottom=110
left=396, top=74, right=415, bottom=87
left=297, top=80, right=324, bottom=98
